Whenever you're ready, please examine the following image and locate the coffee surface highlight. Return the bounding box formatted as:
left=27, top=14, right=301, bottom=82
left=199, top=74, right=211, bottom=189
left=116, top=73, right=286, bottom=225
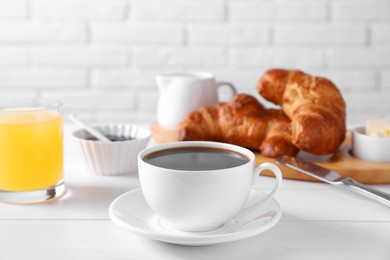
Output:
left=143, top=147, right=249, bottom=171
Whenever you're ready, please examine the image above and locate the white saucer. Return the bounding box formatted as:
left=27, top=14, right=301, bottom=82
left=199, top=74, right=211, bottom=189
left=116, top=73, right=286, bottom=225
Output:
left=109, top=188, right=282, bottom=246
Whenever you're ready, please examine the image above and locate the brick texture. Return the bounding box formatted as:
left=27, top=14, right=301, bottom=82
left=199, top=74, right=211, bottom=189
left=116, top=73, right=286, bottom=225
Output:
left=230, top=2, right=327, bottom=21
left=188, top=25, right=270, bottom=44
left=0, top=69, right=87, bottom=88
left=372, top=24, right=390, bottom=43
left=0, top=48, right=28, bottom=65
left=275, top=24, right=367, bottom=45
left=0, top=23, right=86, bottom=42
left=132, top=1, right=225, bottom=21
left=32, top=45, right=129, bottom=66
left=91, top=23, right=183, bottom=43
left=0, top=2, right=27, bottom=19
left=32, top=0, right=128, bottom=21
left=333, top=2, right=390, bottom=20
left=0, top=0, right=387, bottom=126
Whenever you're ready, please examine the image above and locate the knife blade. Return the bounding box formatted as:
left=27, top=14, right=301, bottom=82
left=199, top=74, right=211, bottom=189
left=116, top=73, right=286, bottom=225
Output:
left=276, top=155, right=390, bottom=206
left=275, top=155, right=347, bottom=184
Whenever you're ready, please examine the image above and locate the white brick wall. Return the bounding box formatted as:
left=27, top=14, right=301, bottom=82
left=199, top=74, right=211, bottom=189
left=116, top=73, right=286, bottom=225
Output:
left=0, top=0, right=388, bottom=127
left=0, top=2, right=27, bottom=20
left=0, top=22, right=86, bottom=42
left=91, top=24, right=183, bottom=43
left=32, top=45, right=129, bottom=66
left=32, top=1, right=128, bottom=21
left=0, top=69, right=87, bottom=88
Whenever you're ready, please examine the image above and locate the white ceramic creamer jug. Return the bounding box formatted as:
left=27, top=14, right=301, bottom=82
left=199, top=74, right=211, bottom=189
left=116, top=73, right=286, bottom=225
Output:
left=156, top=72, right=237, bottom=129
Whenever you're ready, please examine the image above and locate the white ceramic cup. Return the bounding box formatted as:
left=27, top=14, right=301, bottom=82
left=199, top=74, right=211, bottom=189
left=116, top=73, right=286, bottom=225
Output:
left=156, top=72, right=237, bottom=129
left=138, top=141, right=282, bottom=232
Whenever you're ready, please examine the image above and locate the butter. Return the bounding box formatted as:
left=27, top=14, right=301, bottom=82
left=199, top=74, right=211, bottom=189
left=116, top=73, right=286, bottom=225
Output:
left=366, top=119, right=390, bottom=138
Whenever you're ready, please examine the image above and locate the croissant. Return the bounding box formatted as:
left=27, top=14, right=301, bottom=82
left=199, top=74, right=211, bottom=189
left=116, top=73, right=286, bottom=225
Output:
left=257, top=69, right=346, bottom=155
left=178, top=94, right=299, bottom=157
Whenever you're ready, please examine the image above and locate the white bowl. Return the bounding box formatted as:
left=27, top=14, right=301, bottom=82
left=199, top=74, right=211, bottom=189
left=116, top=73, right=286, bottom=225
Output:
left=352, top=127, right=390, bottom=163
left=72, top=124, right=151, bottom=176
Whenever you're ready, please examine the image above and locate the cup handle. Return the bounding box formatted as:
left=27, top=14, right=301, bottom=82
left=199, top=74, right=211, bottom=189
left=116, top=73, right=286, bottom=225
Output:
left=216, top=81, right=237, bottom=100
left=230, top=163, right=282, bottom=227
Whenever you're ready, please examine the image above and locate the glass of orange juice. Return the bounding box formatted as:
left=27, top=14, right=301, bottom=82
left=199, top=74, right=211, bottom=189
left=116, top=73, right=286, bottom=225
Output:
left=0, top=98, right=65, bottom=204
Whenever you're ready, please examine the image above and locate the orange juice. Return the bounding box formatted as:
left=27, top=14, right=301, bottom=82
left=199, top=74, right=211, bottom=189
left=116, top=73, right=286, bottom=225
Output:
left=0, top=111, right=63, bottom=191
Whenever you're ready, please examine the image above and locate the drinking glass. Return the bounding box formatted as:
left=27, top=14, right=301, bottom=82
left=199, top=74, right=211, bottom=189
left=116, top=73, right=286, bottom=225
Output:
left=0, top=98, right=65, bottom=204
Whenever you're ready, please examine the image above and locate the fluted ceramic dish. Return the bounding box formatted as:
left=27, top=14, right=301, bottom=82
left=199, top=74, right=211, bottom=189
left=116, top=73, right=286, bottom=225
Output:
left=72, top=124, right=151, bottom=176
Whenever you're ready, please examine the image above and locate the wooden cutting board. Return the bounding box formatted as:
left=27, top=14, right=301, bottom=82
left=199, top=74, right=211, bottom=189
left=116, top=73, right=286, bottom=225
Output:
left=151, top=123, right=390, bottom=184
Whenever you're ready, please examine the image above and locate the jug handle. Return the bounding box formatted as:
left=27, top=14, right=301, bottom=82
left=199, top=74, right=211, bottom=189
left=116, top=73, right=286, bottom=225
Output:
left=217, top=82, right=237, bottom=100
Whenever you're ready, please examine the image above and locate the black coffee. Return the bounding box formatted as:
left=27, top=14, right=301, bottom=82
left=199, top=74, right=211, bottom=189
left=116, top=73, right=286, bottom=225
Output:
left=143, top=147, right=249, bottom=171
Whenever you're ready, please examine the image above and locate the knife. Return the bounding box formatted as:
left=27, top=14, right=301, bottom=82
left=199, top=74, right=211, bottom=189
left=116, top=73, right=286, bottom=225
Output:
left=276, top=155, right=390, bottom=206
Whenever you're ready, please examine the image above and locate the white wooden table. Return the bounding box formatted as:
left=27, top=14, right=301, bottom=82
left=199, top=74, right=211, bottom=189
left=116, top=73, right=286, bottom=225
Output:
left=0, top=125, right=389, bottom=260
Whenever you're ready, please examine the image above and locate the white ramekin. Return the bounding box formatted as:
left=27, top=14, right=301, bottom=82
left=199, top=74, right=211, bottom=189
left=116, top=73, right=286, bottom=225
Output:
left=352, top=126, right=390, bottom=163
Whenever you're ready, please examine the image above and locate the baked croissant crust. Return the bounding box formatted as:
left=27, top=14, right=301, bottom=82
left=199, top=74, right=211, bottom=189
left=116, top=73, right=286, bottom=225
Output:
left=257, top=69, right=346, bottom=155
left=178, top=93, right=299, bottom=157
